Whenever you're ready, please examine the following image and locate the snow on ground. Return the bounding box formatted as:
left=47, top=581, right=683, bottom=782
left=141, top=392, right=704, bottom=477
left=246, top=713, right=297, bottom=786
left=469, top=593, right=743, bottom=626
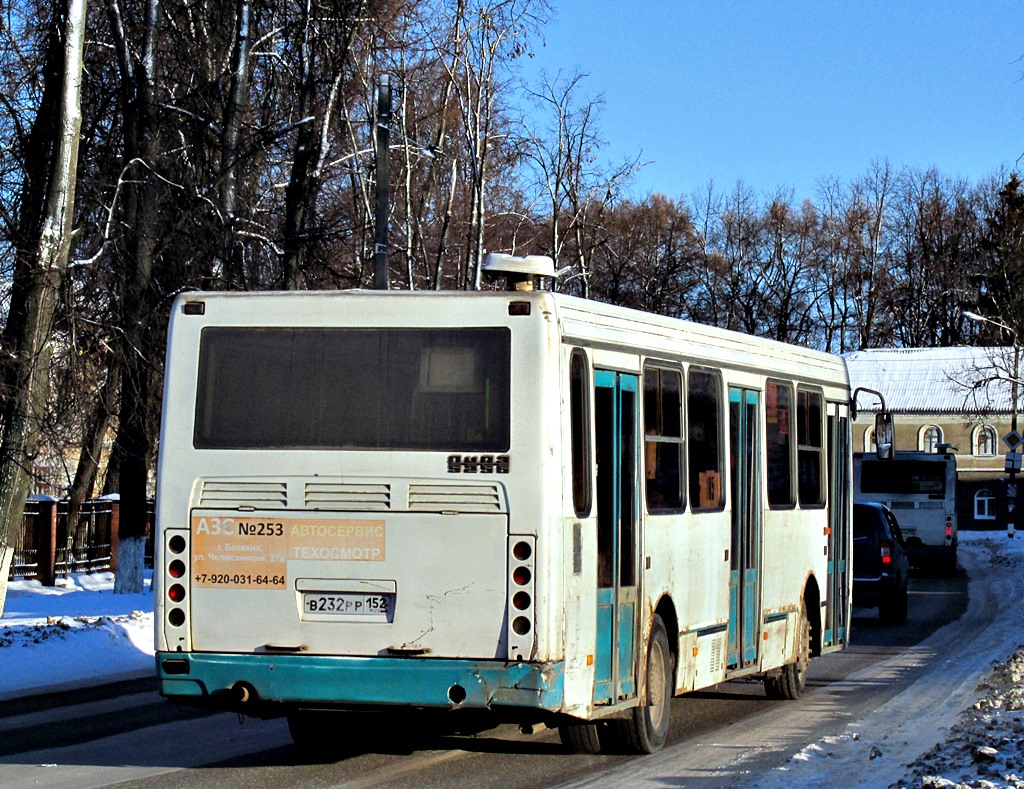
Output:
left=0, top=571, right=154, bottom=701
left=0, top=537, right=1023, bottom=788
left=754, top=531, right=1024, bottom=789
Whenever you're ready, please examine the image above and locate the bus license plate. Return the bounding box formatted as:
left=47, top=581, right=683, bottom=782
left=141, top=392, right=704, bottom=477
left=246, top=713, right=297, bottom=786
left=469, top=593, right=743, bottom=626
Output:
left=302, top=592, right=392, bottom=617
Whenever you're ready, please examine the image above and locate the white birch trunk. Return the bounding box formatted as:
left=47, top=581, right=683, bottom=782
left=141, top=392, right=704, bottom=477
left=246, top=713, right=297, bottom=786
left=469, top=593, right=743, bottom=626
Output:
left=0, top=547, right=13, bottom=615
left=0, top=0, right=87, bottom=617
left=113, top=536, right=146, bottom=594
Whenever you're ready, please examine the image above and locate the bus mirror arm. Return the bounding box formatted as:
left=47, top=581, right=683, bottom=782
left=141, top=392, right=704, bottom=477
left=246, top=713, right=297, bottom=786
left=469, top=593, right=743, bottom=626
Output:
left=851, top=387, right=887, bottom=421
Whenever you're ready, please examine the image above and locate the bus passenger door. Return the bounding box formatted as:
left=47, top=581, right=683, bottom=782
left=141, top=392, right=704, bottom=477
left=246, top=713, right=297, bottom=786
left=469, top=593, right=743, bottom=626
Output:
left=728, top=387, right=761, bottom=669
left=825, top=403, right=851, bottom=649
left=593, top=370, right=639, bottom=705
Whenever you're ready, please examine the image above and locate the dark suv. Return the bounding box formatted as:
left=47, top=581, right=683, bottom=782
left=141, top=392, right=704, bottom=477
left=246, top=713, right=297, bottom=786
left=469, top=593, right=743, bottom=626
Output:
left=853, top=502, right=910, bottom=624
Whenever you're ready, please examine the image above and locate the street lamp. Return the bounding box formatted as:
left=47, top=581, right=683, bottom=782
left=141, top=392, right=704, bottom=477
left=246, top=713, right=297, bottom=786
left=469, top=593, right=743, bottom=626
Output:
left=964, top=310, right=1021, bottom=538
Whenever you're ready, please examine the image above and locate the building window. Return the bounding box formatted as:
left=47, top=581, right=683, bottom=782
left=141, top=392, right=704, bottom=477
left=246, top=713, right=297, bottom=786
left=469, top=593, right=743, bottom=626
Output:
left=975, top=489, right=996, bottom=520
left=975, top=426, right=997, bottom=457
left=920, top=425, right=942, bottom=453
left=864, top=427, right=876, bottom=453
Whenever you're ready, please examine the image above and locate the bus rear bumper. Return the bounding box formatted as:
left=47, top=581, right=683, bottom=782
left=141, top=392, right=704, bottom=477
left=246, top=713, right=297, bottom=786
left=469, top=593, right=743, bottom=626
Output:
left=156, top=652, right=565, bottom=714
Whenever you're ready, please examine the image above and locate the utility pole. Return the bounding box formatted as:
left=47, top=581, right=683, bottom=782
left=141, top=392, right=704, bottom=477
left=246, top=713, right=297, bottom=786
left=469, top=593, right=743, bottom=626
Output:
left=964, top=311, right=1022, bottom=538
left=374, top=74, right=390, bottom=290
left=1007, top=346, right=1020, bottom=538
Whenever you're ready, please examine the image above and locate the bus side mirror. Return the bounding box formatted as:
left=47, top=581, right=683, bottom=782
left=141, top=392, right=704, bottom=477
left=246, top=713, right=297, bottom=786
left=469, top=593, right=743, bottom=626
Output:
left=875, top=412, right=894, bottom=460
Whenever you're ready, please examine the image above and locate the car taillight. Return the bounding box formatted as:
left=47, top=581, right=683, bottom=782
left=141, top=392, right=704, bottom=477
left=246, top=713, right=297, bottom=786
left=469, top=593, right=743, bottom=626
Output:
left=880, top=539, right=892, bottom=565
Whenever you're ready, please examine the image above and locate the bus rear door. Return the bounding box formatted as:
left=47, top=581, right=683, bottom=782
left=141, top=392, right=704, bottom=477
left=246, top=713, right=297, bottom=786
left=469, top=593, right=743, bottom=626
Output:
left=728, top=386, right=761, bottom=670
left=594, top=370, right=640, bottom=705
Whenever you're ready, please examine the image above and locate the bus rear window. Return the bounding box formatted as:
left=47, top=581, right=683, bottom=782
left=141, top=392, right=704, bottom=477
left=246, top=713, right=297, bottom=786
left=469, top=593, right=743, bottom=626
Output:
left=859, top=460, right=946, bottom=495
left=194, top=327, right=511, bottom=451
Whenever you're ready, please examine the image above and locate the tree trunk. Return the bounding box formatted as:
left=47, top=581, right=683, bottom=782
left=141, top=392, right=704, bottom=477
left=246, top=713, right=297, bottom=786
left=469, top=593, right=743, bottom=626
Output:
left=0, top=0, right=87, bottom=615
left=218, top=0, right=252, bottom=289
left=65, top=363, right=120, bottom=568
left=282, top=0, right=317, bottom=290
left=108, top=0, right=159, bottom=595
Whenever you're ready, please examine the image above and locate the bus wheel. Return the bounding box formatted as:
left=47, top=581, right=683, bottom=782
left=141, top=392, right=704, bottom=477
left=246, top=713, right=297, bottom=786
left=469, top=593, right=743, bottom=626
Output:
left=620, top=615, right=673, bottom=754
left=764, top=604, right=810, bottom=700
left=558, top=720, right=602, bottom=754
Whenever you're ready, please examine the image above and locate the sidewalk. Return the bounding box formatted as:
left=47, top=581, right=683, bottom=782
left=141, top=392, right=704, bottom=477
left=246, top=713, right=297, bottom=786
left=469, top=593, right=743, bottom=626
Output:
left=0, top=571, right=154, bottom=702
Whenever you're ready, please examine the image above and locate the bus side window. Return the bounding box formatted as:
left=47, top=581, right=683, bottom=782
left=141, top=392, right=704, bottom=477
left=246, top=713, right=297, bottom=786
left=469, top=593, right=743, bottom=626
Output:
left=569, top=350, right=592, bottom=517
left=797, top=387, right=825, bottom=506
left=688, top=368, right=723, bottom=510
left=766, top=379, right=795, bottom=507
left=643, top=365, right=685, bottom=512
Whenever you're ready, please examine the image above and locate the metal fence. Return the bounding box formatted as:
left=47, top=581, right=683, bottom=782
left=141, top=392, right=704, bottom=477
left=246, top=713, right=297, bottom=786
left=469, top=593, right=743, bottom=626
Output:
left=9, top=497, right=154, bottom=582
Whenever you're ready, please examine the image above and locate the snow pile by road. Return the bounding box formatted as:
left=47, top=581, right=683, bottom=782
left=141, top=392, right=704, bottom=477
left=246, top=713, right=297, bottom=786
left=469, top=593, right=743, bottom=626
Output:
left=899, top=645, right=1024, bottom=788
left=755, top=531, right=1024, bottom=789
left=0, top=571, right=154, bottom=700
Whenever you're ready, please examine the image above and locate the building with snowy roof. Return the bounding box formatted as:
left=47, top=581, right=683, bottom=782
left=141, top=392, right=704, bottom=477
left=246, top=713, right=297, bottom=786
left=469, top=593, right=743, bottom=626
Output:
left=845, top=346, right=1020, bottom=530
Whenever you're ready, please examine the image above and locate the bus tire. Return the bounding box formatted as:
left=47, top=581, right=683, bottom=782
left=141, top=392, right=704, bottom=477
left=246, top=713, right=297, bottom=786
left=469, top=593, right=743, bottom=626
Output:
left=620, top=615, right=673, bottom=754
left=764, top=604, right=810, bottom=700
left=558, top=720, right=602, bottom=754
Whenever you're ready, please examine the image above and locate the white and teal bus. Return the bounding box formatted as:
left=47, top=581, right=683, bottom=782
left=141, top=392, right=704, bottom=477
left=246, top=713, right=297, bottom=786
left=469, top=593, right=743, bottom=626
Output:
left=154, top=254, right=852, bottom=754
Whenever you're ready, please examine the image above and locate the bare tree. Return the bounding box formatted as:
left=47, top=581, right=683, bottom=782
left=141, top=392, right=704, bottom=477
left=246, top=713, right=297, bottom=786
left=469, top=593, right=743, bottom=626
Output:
left=518, top=69, right=641, bottom=297
left=436, top=0, right=546, bottom=289
left=846, top=159, right=898, bottom=349
left=0, top=0, right=87, bottom=612
left=105, top=0, right=160, bottom=594
left=281, top=0, right=369, bottom=290
left=588, top=195, right=698, bottom=316
left=890, top=168, right=983, bottom=348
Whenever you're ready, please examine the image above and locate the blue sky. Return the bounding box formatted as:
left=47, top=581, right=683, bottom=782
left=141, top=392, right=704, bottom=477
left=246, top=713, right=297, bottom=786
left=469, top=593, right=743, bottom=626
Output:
left=520, top=1, right=1023, bottom=202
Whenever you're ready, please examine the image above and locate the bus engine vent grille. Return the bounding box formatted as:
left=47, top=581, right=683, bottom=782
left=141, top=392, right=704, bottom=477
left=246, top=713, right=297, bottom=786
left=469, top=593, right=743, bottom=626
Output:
left=407, top=484, right=505, bottom=513
left=199, top=480, right=288, bottom=508
left=304, top=483, right=391, bottom=511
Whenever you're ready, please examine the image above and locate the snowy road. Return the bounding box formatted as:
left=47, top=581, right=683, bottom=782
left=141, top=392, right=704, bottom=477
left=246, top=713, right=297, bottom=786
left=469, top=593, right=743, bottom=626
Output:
left=1, top=532, right=1021, bottom=788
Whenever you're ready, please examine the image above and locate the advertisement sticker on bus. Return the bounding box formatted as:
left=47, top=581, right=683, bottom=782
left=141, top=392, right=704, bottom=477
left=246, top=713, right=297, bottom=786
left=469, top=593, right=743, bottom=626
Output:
left=191, top=516, right=386, bottom=589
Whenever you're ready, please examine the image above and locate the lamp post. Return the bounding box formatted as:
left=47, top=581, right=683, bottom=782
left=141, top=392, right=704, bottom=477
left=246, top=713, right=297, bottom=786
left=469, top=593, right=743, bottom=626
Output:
left=964, top=310, right=1021, bottom=538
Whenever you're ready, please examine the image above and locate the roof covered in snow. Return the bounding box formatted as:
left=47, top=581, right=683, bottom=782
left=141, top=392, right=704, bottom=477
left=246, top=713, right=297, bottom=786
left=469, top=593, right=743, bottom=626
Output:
left=844, top=347, right=1018, bottom=415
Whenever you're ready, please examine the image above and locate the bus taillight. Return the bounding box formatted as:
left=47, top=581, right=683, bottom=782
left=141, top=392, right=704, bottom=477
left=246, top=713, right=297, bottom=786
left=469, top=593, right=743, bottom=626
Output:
left=508, top=536, right=537, bottom=661
left=163, top=529, right=191, bottom=645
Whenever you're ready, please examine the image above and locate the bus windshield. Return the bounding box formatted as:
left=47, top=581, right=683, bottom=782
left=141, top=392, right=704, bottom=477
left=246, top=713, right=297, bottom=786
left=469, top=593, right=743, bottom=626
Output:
left=194, top=327, right=511, bottom=451
left=858, top=459, right=946, bottom=495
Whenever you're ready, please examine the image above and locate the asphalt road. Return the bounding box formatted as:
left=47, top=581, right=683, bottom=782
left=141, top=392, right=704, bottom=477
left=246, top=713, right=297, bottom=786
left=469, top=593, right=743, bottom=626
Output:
left=0, top=567, right=968, bottom=789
